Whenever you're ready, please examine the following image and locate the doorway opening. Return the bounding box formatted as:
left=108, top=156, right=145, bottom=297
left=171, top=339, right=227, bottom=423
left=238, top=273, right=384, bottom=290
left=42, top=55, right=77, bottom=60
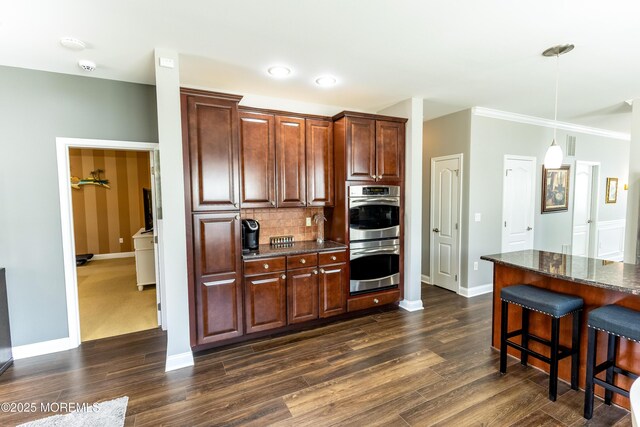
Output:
left=429, top=153, right=463, bottom=294
left=56, top=138, right=164, bottom=347
left=571, top=161, right=600, bottom=257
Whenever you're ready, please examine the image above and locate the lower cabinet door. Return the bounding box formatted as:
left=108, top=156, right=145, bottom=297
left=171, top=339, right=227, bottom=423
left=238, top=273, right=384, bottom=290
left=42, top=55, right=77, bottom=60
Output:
left=245, top=272, right=287, bottom=333
left=319, top=263, right=347, bottom=318
left=287, top=267, right=319, bottom=324
left=196, top=273, right=243, bottom=344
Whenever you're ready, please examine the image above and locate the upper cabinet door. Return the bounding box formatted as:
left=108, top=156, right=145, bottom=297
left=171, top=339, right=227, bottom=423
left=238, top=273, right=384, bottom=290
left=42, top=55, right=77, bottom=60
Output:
left=375, top=120, right=404, bottom=182
left=306, top=119, right=334, bottom=207
left=239, top=111, right=276, bottom=208
left=276, top=116, right=306, bottom=207
left=346, top=117, right=376, bottom=181
left=184, top=94, right=241, bottom=211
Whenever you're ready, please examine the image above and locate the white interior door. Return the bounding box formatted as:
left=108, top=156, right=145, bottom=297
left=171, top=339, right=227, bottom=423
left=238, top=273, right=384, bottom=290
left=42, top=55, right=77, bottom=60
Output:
left=572, top=162, right=597, bottom=257
left=150, top=151, right=165, bottom=328
left=431, top=155, right=461, bottom=293
left=502, top=156, right=536, bottom=252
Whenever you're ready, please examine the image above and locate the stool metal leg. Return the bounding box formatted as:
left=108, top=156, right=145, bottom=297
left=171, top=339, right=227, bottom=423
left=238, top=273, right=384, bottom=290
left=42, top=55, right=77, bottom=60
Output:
left=604, top=334, right=617, bottom=405
left=500, top=300, right=508, bottom=374
left=571, top=310, right=581, bottom=390
left=549, top=316, right=560, bottom=401
left=521, top=307, right=530, bottom=366
left=584, top=327, right=597, bottom=419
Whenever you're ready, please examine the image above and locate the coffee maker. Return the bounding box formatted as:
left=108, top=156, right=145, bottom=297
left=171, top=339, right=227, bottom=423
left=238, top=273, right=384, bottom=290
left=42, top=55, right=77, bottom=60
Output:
left=242, top=219, right=260, bottom=251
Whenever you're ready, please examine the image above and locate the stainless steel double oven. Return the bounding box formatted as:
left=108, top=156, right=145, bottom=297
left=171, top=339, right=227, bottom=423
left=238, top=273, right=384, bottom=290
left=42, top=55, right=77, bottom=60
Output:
left=349, top=185, right=400, bottom=295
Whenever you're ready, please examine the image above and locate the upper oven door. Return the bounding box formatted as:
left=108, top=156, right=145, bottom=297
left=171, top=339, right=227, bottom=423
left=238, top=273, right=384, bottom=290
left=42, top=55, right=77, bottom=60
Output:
left=349, top=199, right=400, bottom=241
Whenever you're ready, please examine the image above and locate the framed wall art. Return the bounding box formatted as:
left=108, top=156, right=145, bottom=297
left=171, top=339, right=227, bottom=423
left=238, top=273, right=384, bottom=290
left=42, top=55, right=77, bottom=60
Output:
left=542, top=165, right=570, bottom=213
left=605, top=177, right=618, bottom=204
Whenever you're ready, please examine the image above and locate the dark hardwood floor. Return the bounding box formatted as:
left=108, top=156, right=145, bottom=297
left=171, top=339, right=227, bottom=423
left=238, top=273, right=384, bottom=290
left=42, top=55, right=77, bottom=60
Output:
left=0, top=285, right=632, bottom=426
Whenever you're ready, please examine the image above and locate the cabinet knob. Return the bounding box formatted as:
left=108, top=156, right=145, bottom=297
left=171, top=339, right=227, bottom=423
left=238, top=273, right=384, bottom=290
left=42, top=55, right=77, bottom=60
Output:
left=373, top=298, right=379, bottom=304
left=271, top=201, right=275, bottom=206
left=319, top=268, right=325, bottom=274
left=300, top=259, right=306, bottom=264
left=370, top=175, right=376, bottom=179
left=235, top=214, right=240, bottom=220
left=263, top=264, right=269, bottom=269
left=312, top=269, right=318, bottom=275
left=377, top=175, right=382, bottom=180
left=330, top=256, right=337, bottom=261
left=234, top=203, right=239, bottom=208
left=281, top=274, right=286, bottom=280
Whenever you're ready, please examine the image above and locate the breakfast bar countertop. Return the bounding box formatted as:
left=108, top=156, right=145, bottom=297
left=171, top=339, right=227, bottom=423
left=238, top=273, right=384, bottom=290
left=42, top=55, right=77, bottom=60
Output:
left=242, top=240, right=347, bottom=260
left=481, top=249, right=640, bottom=295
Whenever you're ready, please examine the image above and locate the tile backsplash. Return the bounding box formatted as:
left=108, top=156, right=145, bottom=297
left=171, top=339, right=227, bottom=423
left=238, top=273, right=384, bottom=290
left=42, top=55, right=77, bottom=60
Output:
left=240, top=207, right=324, bottom=245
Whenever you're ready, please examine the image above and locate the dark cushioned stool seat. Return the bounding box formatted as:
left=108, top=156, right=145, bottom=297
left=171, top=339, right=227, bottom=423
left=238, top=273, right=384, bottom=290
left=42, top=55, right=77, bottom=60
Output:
left=501, top=284, right=584, bottom=318
left=588, top=305, right=640, bottom=342
left=584, top=304, right=640, bottom=419
left=500, top=284, right=583, bottom=402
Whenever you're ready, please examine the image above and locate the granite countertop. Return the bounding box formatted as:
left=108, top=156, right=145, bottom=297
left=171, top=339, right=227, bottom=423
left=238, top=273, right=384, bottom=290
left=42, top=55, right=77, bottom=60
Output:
left=242, top=240, right=347, bottom=260
left=481, top=250, right=640, bottom=295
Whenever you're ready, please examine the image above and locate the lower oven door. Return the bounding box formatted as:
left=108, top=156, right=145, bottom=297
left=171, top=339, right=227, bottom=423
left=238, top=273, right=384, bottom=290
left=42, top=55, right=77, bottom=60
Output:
left=350, top=240, right=400, bottom=294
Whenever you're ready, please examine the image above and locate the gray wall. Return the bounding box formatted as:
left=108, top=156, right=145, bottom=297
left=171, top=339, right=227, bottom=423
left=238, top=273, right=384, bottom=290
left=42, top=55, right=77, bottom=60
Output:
left=0, top=66, right=158, bottom=346
left=468, top=115, right=629, bottom=288
left=422, top=109, right=471, bottom=283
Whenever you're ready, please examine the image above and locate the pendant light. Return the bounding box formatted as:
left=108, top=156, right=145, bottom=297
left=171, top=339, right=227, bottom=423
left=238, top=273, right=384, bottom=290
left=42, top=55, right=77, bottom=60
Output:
left=542, top=44, right=574, bottom=169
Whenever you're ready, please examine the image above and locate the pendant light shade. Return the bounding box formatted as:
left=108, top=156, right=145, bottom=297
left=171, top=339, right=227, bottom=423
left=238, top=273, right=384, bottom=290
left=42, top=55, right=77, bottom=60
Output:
left=542, top=44, right=573, bottom=169
left=544, top=139, right=563, bottom=169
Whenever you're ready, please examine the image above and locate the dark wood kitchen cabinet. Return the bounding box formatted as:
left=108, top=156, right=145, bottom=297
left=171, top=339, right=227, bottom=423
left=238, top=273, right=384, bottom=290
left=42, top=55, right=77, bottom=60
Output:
left=318, top=253, right=347, bottom=318
left=181, top=89, right=242, bottom=211
left=334, top=112, right=405, bottom=183
left=276, top=116, right=306, bottom=207
left=238, top=111, right=276, bottom=208
left=244, top=257, right=287, bottom=333
left=287, top=266, right=319, bottom=324
left=192, top=212, right=243, bottom=344
left=306, top=119, right=334, bottom=206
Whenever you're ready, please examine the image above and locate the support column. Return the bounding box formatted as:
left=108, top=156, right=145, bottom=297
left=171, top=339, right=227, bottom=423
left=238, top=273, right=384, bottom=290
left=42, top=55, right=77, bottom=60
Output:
left=154, top=48, right=194, bottom=371
left=624, top=99, right=640, bottom=264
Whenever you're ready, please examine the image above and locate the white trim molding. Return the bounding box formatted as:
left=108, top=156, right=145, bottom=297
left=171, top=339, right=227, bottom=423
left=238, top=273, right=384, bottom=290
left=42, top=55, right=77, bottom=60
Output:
left=421, top=274, right=431, bottom=284
left=12, top=338, right=75, bottom=360
left=472, top=107, right=631, bottom=141
left=399, top=299, right=424, bottom=312
left=459, top=284, right=493, bottom=298
left=165, top=351, right=194, bottom=372
left=92, top=252, right=135, bottom=260
left=596, top=219, right=626, bottom=261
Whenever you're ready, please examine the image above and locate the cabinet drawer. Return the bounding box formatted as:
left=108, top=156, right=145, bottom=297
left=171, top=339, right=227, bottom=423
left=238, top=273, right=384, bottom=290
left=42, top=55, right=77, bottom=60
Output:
left=134, top=235, right=154, bottom=250
left=347, top=289, right=400, bottom=312
left=287, top=253, right=318, bottom=269
left=244, top=257, right=286, bottom=276
left=319, top=250, right=347, bottom=266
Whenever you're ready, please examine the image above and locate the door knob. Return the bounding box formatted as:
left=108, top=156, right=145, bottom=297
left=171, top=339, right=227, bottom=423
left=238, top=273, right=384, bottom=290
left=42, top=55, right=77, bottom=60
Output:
left=432, top=228, right=440, bottom=233
left=527, top=226, right=533, bottom=231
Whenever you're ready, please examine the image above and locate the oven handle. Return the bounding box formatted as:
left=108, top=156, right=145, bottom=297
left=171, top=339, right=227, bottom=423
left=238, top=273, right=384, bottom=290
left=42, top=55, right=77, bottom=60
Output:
left=350, top=246, right=400, bottom=260
left=349, top=197, right=400, bottom=208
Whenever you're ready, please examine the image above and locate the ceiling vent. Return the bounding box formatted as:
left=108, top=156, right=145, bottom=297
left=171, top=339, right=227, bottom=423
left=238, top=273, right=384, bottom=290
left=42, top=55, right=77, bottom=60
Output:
left=78, top=60, right=96, bottom=72
left=566, top=135, right=576, bottom=157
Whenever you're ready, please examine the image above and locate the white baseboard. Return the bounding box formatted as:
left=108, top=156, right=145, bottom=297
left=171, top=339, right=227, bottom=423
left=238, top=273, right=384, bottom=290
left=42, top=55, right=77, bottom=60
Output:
left=92, top=252, right=135, bottom=260
left=459, top=284, right=493, bottom=298
left=165, top=351, right=194, bottom=372
left=12, top=337, right=76, bottom=360
left=399, top=299, right=424, bottom=312
left=421, top=274, right=431, bottom=284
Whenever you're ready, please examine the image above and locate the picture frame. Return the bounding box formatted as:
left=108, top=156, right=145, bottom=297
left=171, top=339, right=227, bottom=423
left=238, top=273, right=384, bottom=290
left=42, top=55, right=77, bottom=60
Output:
left=605, top=177, right=618, bottom=204
left=542, top=165, right=570, bottom=213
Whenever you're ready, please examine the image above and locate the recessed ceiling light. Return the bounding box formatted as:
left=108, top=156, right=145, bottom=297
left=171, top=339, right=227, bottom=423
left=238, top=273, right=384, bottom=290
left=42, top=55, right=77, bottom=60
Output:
left=78, top=59, right=96, bottom=72
left=315, top=75, right=337, bottom=87
left=60, top=37, right=86, bottom=51
left=267, top=66, right=292, bottom=77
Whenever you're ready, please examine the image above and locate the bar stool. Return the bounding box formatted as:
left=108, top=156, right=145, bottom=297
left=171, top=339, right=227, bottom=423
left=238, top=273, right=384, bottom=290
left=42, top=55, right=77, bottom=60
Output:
left=500, top=284, right=583, bottom=401
left=584, top=304, right=640, bottom=419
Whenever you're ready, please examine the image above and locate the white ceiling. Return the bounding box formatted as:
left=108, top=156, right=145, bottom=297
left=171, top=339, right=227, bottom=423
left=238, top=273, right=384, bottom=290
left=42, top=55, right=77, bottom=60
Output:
left=1, top=1, right=638, bottom=130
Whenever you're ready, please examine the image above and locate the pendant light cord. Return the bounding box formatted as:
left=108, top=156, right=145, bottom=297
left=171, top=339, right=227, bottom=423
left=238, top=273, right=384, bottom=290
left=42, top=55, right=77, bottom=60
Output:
left=553, top=52, right=559, bottom=142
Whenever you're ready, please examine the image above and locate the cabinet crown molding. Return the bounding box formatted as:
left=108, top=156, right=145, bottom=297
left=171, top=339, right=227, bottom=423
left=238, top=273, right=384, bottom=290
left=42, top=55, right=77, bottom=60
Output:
left=332, top=110, right=408, bottom=123
left=180, top=87, right=243, bottom=103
